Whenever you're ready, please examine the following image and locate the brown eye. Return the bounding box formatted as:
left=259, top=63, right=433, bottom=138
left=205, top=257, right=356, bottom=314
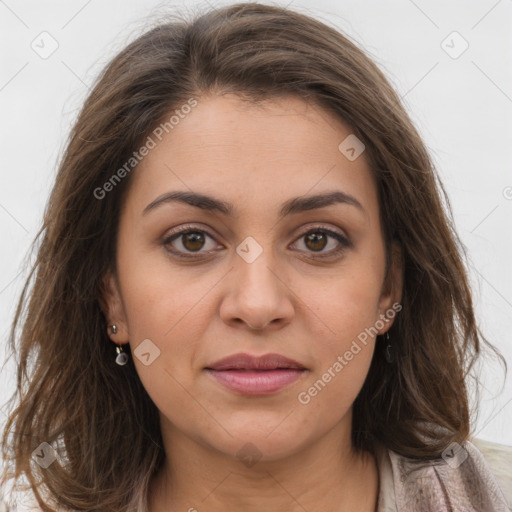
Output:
left=181, top=232, right=206, bottom=252
left=163, top=227, right=219, bottom=258
left=292, top=227, right=352, bottom=259
left=304, top=232, right=328, bottom=252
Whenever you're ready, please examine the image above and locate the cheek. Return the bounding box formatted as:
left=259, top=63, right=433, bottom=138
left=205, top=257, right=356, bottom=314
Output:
left=294, top=261, right=383, bottom=402
left=307, top=260, right=384, bottom=345
left=117, top=238, right=210, bottom=339
left=115, top=242, right=214, bottom=401
left=118, top=251, right=212, bottom=431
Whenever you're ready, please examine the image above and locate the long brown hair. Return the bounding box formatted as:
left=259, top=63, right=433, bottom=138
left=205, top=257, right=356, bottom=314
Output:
left=1, top=2, right=505, bottom=510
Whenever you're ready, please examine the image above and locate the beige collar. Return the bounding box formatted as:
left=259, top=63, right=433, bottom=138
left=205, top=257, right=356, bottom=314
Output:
left=374, top=440, right=509, bottom=511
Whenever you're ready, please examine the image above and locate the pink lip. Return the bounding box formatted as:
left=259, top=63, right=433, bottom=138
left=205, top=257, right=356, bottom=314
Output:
left=205, top=352, right=307, bottom=395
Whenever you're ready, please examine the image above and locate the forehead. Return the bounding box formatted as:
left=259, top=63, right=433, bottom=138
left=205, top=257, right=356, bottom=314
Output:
left=123, top=93, right=378, bottom=224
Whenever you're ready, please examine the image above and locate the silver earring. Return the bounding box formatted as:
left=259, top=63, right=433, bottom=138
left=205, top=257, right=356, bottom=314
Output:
left=384, top=332, right=394, bottom=363
left=115, top=344, right=129, bottom=366
left=110, top=324, right=128, bottom=365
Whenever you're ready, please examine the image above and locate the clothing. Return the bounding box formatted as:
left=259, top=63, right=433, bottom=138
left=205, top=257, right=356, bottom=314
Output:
left=472, top=438, right=512, bottom=507
left=375, top=440, right=511, bottom=511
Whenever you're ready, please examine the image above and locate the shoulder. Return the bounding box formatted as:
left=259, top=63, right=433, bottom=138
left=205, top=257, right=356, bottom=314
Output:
left=375, top=439, right=511, bottom=511
left=471, top=438, right=512, bottom=508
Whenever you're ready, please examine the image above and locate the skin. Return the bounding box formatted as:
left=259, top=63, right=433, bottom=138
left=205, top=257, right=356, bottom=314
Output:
left=102, top=93, right=403, bottom=512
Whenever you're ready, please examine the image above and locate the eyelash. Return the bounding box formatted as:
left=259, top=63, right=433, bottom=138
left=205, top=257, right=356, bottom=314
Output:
left=162, top=224, right=352, bottom=260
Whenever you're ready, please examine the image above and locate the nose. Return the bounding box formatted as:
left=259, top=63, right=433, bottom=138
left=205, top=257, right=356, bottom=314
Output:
left=219, top=248, right=295, bottom=332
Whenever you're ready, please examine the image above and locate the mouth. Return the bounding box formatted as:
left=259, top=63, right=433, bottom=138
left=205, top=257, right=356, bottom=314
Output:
left=204, top=353, right=307, bottom=395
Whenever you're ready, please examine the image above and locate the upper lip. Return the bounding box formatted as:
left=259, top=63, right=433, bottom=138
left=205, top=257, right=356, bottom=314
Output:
left=206, top=353, right=306, bottom=371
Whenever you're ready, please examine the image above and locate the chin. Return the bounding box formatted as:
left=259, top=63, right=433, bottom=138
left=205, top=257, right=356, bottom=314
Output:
left=209, top=418, right=312, bottom=463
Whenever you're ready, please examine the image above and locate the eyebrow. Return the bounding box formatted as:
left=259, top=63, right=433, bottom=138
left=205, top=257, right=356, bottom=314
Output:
left=142, top=190, right=365, bottom=219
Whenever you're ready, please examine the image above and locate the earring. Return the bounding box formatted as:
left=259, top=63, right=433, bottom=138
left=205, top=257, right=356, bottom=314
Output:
left=115, top=344, right=129, bottom=366
left=109, top=324, right=129, bottom=366
left=384, top=332, right=394, bottom=363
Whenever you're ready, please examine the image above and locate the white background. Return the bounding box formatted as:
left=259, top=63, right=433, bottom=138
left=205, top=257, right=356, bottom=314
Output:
left=1, top=0, right=511, bottom=447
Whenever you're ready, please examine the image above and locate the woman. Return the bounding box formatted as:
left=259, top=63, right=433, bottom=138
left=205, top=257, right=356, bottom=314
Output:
left=1, top=2, right=510, bottom=511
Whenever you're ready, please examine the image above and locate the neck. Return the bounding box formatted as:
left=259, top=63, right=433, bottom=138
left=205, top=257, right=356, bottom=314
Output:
left=148, top=420, right=379, bottom=512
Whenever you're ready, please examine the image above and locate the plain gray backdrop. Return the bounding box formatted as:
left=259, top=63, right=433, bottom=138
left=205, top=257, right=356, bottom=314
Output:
left=1, top=0, right=511, bottom=446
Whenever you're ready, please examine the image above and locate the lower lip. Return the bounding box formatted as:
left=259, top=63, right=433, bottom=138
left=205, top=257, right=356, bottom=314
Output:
left=206, top=369, right=305, bottom=395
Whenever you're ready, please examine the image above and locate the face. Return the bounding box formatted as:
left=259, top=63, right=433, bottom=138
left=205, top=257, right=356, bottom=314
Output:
left=102, top=93, right=402, bottom=462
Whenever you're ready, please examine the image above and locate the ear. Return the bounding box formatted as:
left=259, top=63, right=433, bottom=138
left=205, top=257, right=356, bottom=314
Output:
left=98, top=270, right=130, bottom=344
left=376, top=240, right=403, bottom=334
